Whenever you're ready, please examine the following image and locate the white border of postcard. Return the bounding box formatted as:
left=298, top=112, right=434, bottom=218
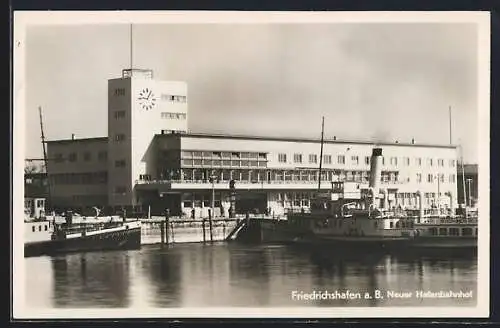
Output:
left=12, top=10, right=490, bottom=319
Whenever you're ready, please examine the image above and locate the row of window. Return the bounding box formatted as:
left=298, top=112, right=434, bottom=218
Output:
left=182, top=159, right=267, bottom=168
left=429, top=227, right=477, bottom=236
left=277, top=153, right=456, bottom=168
left=161, top=112, right=187, bottom=120
left=181, top=151, right=268, bottom=160
left=49, top=172, right=108, bottom=185
left=161, top=94, right=187, bottom=103
left=53, top=151, right=107, bottom=163
left=163, top=168, right=456, bottom=185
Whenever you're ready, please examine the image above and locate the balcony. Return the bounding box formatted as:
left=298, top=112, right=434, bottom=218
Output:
left=135, top=179, right=341, bottom=190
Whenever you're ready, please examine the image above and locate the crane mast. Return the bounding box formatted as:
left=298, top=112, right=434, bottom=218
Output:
left=38, top=106, right=52, bottom=209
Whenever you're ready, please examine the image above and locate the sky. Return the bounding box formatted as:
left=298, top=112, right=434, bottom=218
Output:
left=23, top=21, right=480, bottom=163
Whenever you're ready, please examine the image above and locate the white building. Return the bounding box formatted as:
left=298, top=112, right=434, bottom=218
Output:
left=46, top=68, right=459, bottom=217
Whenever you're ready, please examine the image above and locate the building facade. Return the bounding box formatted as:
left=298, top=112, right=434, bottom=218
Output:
left=46, top=68, right=459, bottom=217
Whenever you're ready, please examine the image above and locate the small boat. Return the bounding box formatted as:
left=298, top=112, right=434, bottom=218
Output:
left=24, top=197, right=142, bottom=258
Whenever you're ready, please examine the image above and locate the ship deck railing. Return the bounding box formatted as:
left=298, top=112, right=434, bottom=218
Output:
left=54, top=221, right=127, bottom=236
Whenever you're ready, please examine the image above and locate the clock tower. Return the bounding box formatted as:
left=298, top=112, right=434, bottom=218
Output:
left=107, top=68, right=188, bottom=208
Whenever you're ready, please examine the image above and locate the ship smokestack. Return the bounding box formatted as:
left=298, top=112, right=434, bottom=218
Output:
left=369, top=148, right=383, bottom=208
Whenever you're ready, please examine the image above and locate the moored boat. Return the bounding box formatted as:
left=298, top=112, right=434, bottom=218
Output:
left=24, top=198, right=142, bottom=258
left=411, top=212, right=478, bottom=250
left=287, top=148, right=418, bottom=251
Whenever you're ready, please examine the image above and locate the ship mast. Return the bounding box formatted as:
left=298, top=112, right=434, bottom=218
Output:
left=317, top=116, right=325, bottom=192
left=39, top=106, right=52, bottom=209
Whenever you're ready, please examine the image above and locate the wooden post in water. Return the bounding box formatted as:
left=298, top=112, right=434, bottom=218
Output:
left=202, top=218, right=206, bottom=243
left=160, top=221, right=165, bottom=244
left=208, top=209, right=214, bottom=242
left=165, top=209, right=170, bottom=245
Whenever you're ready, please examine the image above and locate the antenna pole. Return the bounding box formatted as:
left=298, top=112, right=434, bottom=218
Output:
left=39, top=106, right=52, bottom=209
left=318, top=116, right=325, bottom=191
left=449, top=105, right=452, bottom=145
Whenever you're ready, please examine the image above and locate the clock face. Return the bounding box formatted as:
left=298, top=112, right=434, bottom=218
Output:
left=137, top=87, right=157, bottom=110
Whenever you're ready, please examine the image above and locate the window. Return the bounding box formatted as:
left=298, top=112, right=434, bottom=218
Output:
left=438, top=159, right=444, bottom=167
left=439, top=228, right=448, bottom=236
left=98, top=151, right=107, bottom=162
left=351, top=156, right=359, bottom=165
left=83, top=152, right=91, bottom=161
left=337, top=155, right=345, bottom=164
left=382, top=157, right=385, bottom=165
left=427, top=158, right=433, bottom=166
left=32, top=226, right=35, bottom=232
left=450, top=159, right=456, bottom=167
left=278, top=153, right=287, bottom=163
left=309, top=154, right=317, bottom=164
left=404, top=157, right=410, bottom=166
left=324, top=155, right=332, bottom=164
left=114, top=134, right=125, bottom=142
left=258, top=153, right=267, bottom=160
left=449, top=174, right=456, bottom=183
left=114, top=110, right=126, bottom=119
left=462, top=228, right=473, bottom=236
left=54, top=153, right=64, bottom=163
left=161, top=112, right=187, bottom=120
left=390, top=157, right=398, bottom=166
left=114, top=88, right=126, bottom=96
left=427, top=174, right=433, bottom=183
left=68, top=153, right=77, bottom=162
left=365, top=156, right=370, bottom=165
left=114, top=186, right=126, bottom=194
left=294, top=153, right=302, bottom=163
left=449, top=228, right=460, bottom=236
left=390, top=222, right=394, bottom=228
left=439, top=174, right=445, bottom=183
left=415, top=157, right=422, bottom=166
left=416, top=173, right=422, bottom=183
left=115, top=160, right=126, bottom=168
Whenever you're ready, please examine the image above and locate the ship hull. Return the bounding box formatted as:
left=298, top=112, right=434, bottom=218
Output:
left=24, top=225, right=141, bottom=258
left=409, top=236, right=477, bottom=249
left=289, top=233, right=477, bottom=254
left=291, top=234, right=415, bottom=253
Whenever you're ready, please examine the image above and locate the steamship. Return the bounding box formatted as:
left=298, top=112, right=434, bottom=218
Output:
left=287, top=148, right=418, bottom=251
left=24, top=197, right=142, bottom=258
left=285, top=147, right=478, bottom=251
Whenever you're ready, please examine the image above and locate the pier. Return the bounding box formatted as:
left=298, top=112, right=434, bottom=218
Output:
left=138, top=214, right=288, bottom=245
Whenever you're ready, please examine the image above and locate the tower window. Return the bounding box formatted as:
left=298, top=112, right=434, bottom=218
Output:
left=115, top=160, right=126, bottom=168
left=114, top=110, right=126, bottom=119
left=114, top=134, right=126, bottom=142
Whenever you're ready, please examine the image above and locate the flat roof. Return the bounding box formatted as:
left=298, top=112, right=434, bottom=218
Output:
left=46, top=137, right=108, bottom=144
left=155, top=132, right=457, bottom=149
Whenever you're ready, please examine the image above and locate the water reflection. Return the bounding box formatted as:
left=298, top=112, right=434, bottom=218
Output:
left=50, top=251, right=130, bottom=308
left=25, top=243, right=477, bottom=308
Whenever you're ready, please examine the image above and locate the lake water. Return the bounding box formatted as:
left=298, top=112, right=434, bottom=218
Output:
left=24, top=242, right=477, bottom=308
